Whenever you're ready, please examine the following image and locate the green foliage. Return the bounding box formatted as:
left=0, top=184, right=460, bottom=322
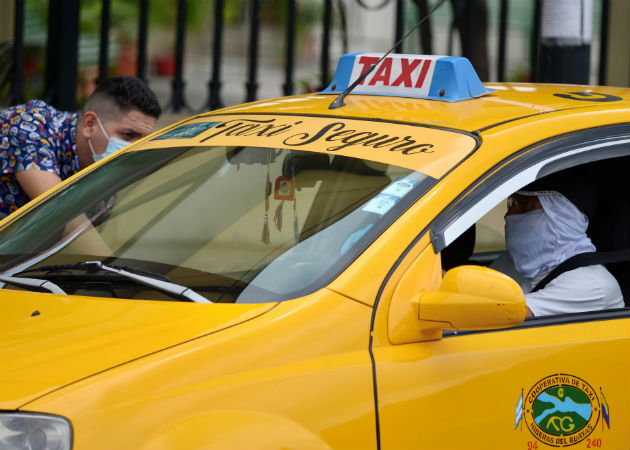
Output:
left=80, top=0, right=137, bottom=41
left=223, top=0, right=321, bottom=28
left=24, top=0, right=48, bottom=25
left=146, top=0, right=213, bottom=33
left=23, top=0, right=322, bottom=40
left=24, top=0, right=215, bottom=42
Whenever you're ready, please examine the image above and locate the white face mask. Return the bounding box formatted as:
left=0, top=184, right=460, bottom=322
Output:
left=505, top=209, right=554, bottom=279
left=505, top=192, right=595, bottom=279
left=88, top=117, right=131, bottom=162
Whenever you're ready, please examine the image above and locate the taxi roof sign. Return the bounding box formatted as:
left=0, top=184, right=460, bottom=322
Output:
left=322, top=53, right=494, bottom=102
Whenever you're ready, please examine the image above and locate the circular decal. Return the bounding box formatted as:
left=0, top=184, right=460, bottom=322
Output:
left=524, top=374, right=599, bottom=447
left=553, top=92, right=623, bottom=102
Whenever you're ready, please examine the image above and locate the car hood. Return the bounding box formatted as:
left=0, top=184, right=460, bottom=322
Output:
left=0, top=290, right=275, bottom=409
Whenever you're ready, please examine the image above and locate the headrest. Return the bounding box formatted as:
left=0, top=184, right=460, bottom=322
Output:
left=519, top=167, right=597, bottom=220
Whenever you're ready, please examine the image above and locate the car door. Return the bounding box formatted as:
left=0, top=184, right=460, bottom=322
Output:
left=371, top=124, right=630, bottom=449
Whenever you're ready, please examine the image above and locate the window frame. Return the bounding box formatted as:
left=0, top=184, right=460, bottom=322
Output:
left=428, top=123, right=630, bottom=330
left=431, top=124, right=630, bottom=253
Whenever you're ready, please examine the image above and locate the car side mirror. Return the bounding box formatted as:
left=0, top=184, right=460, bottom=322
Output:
left=416, top=265, right=526, bottom=340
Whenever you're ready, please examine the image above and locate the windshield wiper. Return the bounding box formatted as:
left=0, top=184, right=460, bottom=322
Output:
left=0, top=274, right=66, bottom=294
left=17, top=261, right=211, bottom=303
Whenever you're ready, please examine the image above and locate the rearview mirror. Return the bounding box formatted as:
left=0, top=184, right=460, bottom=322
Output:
left=418, top=265, right=526, bottom=338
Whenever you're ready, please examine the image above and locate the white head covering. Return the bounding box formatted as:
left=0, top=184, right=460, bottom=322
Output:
left=505, top=192, right=596, bottom=279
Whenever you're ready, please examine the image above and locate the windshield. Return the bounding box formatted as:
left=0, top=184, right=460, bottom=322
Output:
left=0, top=146, right=435, bottom=302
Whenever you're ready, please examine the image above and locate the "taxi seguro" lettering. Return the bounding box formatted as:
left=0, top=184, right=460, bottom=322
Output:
left=202, top=117, right=435, bottom=155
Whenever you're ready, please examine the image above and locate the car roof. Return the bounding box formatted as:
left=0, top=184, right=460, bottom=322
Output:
left=137, top=48, right=630, bottom=178
left=134, top=82, right=627, bottom=181
left=214, top=83, right=629, bottom=133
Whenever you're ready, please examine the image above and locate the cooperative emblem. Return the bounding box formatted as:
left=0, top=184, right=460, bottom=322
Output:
left=515, top=374, right=610, bottom=447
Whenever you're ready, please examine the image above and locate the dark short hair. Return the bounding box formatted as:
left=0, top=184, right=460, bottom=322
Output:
left=84, top=76, right=161, bottom=120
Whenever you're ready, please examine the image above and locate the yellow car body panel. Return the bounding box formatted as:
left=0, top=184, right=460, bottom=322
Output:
left=374, top=318, right=630, bottom=449
left=369, top=238, right=628, bottom=449
left=22, top=290, right=376, bottom=450
left=0, top=63, right=628, bottom=450
left=0, top=290, right=275, bottom=408
left=204, top=84, right=629, bottom=132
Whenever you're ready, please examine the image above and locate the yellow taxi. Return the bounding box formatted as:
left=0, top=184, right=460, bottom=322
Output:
left=0, top=53, right=628, bottom=450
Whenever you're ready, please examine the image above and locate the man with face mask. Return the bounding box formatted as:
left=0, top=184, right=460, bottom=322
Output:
left=0, top=76, right=161, bottom=220
left=496, top=175, right=623, bottom=317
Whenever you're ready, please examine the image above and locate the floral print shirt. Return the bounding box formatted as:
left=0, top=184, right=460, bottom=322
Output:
left=0, top=100, right=78, bottom=219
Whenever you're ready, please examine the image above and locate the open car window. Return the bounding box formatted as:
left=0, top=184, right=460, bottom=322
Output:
left=438, top=152, right=629, bottom=320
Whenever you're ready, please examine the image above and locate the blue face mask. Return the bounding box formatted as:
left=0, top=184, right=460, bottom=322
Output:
left=88, top=117, right=131, bottom=162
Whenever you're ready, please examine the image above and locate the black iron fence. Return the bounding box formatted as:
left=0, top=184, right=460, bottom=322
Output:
left=1, top=0, right=621, bottom=113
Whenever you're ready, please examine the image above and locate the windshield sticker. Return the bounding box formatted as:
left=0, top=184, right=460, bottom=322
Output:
left=362, top=193, right=401, bottom=215
left=381, top=177, right=419, bottom=197
left=155, top=122, right=220, bottom=140
left=516, top=374, right=607, bottom=448
left=148, top=114, right=478, bottom=177
left=362, top=177, right=418, bottom=215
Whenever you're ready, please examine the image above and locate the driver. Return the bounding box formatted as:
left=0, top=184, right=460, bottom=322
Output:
left=496, top=175, right=623, bottom=317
